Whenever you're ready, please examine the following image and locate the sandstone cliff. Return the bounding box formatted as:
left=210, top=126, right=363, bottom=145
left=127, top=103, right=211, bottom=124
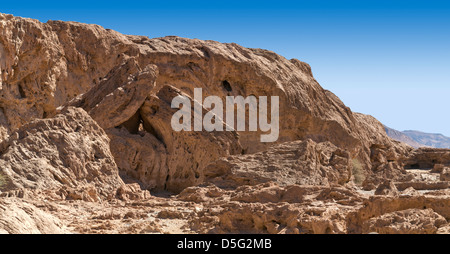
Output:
left=0, top=13, right=449, bottom=234
left=0, top=13, right=413, bottom=193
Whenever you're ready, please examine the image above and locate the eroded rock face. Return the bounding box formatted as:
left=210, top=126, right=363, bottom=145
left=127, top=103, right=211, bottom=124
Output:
left=441, top=168, right=450, bottom=181
left=403, top=148, right=450, bottom=169
left=0, top=107, right=124, bottom=199
left=204, top=139, right=351, bottom=188
left=63, top=57, right=158, bottom=130
left=362, top=209, right=447, bottom=234
left=0, top=14, right=141, bottom=141
left=105, top=85, right=242, bottom=192
left=374, top=180, right=399, bottom=196
left=0, top=198, right=67, bottom=234
left=0, top=13, right=449, bottom=234
left=0, top=13, right=413, bottom=190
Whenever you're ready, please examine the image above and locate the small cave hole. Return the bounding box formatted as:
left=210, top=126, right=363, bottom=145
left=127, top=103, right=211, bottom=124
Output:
left=18, top=84, right=26, bottom=98
left=222, top=80, right=232, bottom=92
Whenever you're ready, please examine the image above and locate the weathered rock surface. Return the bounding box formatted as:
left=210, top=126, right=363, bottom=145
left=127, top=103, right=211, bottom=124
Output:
left=0, top=13, right=449, bottom=234
left=362, top=208, right=447, bottom=234
left=105, top=85, right=242, bottom=192
left=0, top=107, right=124, bottom=199
left=204, top=139, right=351, bottom=188
left=374, top=180, right=399, bottom=196
left=441, top=168, right=450, bottom=181
left=135, top=86, right=242, bottom=192
left=0, top=13, right=414, bottom=190
left=62, top=57, right=158, bottom=130
left=0, top=198, right=67, bottom=234
left=403, top=148, right=450, bottom=169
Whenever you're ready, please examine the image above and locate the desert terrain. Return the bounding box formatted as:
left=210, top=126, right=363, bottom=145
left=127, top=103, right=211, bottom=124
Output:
left=0, top=13, right=449, bottom=234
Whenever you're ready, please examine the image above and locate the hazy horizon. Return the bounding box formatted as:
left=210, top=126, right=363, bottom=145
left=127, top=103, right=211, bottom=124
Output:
left=2, top=0, right=449, bottom=136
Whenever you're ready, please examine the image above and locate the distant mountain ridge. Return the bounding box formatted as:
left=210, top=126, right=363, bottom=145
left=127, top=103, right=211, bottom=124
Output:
left=384, top=126, right=450, bottom=149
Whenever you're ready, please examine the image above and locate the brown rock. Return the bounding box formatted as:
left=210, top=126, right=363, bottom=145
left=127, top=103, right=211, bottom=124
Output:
left=116, top=183, right=151, bottom=201
left=108, top=127, right=169, bottom=191
left=401, top=187, right=420, bottom=196
left=123, top=85, right=242, bottom=192
left=205, top=139, right=351, bottom=188
left=1, top=13, right=449, bottom=235
left=375, top=180, right=399, bottom=196
left=0, top=14, right=415, bottom=193
left=0, top=15, right=141, bottom=142
left=404, top=148, right=450, bottom=169
left=431, top=164, right=446, bottom=173
left=0, top=198, right=67, bottom=234
left=0, top=107, right=124, bottom=199
left=362, top=208, right=447, bottom=234
left=440, top=168, right=450, bottom=181
left=63, top=58, right=158, bottom=130
left=230, top=183, right=306, bottom=204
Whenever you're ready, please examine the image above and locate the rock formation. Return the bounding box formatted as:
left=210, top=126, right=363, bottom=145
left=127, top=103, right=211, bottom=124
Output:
left=0, top=13, right=449, bottom=234
left=0, top=107, right=124, bottom=200
left=204, top=139, right=351, bottom=188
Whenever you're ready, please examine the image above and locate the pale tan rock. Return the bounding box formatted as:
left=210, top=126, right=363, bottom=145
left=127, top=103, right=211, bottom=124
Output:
left=108, top=127, right=169, bottom=191
left=63, top=57, right=158, bottom=130
left=401, top=187, right=420, bottom=196
left=347, top=195, right=450, bottom=233
left=116, top=183, right=151, bottom=201
left=0, top=107, right=124, bottom=199
left=0, top=15, right=140, bottom=142
left=375, top=180, right=399, bottom=196
left=440, top=168, right=450, bottom=181
left=437, top=224, right=450, bottom=234
left=230, top=182, right=306, bottom=204
left=431, top=164, right=446, bottom=173
left=362, top=208, right=447, bottom=234
left=0, top=13, right=449, bottom=235
left=0, top=13, right=418, bottom=192
left=404, top=148, right=450, bottom=169
left=204, top=139, right=351, bottom=188
left=135, top=85, right=242, bottom=192
left=0, top=198, right=67, bottom=234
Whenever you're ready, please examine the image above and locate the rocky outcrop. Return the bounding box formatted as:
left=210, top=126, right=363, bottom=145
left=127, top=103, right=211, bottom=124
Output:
left=0, top=14, right=140, bottom=142
left=346, top=195, right=450, bottom=233
left=374, top=180, right=399, bottom=196
left=0, top=198, right=67, bottom=234
left=441, top=168, right=450, bottom=181
left=135, top=86, right=242, bottom=192
left=0, top=107, right=124, bottom=199
left=62, top=57, right=158, bottom=130
left=362, top=208, right=447, bottom=234
left=106, top=85, right=242, bottom=192
left=204, top=139, right=351, bottom=188
left=0, top=14, right=413, bottom=192
left=403, top=148, right=450, bottom=169
left=0, top=13, right=449, bottom=234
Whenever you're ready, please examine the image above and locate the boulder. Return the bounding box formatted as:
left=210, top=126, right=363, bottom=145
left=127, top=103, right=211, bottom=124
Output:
left=0, top=198, right=67, bottom=234
left=0, top=107, right=124, bottom=199
left=204, top=139, right=351, bottom=188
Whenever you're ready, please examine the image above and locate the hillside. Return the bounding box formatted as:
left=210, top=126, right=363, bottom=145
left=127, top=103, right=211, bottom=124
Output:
left=403, top=130, right=450, bottom=149
left=0, top=13, right=449, bottom=234
left=384, top=125, right=425, bottom=148
left=385, top=125, right=450, bottom=149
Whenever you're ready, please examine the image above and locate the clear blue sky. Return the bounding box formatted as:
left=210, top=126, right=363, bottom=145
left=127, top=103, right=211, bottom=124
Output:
left=2, top=1, right=450, bottom=135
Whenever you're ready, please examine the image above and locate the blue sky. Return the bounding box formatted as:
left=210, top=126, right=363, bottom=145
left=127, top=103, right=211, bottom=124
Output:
left=2, top=1, right=450, bottom=135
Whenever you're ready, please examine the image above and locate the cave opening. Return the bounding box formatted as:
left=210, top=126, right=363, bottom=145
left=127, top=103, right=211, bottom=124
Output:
left=222, top=80, right=232, bottom=92
left=18, top=84, right=26, bottom=98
